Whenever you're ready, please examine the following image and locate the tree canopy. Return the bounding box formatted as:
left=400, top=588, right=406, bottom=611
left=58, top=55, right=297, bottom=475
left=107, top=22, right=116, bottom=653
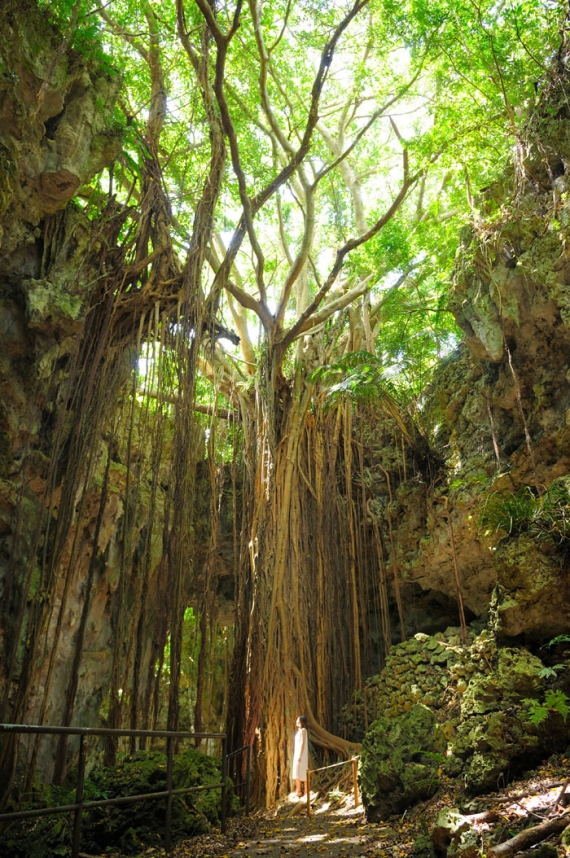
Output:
left=41, top=0, right=560, bottom=400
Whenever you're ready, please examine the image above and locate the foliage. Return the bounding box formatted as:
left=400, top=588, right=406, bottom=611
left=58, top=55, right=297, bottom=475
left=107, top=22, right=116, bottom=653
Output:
left=155, top=607, right=233, bottom=732
left=311, top=352, right=399, bottom=405
left=0, top=749, right=237, bottom=857
left=479, top=478, right=570, bottom=544
left=543, top=635, right=570, bottom=649
left=0, top=792, right=73, bottom=858
left=538, top=664, right=566, bottom=680
left=42, top=0, right=563, bottom=396
left=479, top=486, right=539, bottom=538
left=524, top=690, right=570, bottom=726
left=37, top=0, right=117, bottom=72
left=5, top=0, right=568, bottom=808
left=359, top=705, right=446, bottom=821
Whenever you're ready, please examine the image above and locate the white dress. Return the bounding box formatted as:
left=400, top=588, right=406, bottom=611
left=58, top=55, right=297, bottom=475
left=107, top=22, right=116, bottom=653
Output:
left=293, top=727, right=308, bottom=780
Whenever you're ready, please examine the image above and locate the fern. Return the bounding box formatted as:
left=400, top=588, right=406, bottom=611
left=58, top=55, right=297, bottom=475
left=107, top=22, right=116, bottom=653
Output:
left=538, top=664, right=566, bottom=679
left=524, top=690, right=570, bottom=726
left=543, top=634, right=570, bottom=649
left=310, top=352, right=412, bottom=438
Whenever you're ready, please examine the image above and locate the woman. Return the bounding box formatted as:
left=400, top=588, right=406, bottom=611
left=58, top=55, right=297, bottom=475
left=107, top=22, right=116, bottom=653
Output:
left=293, top=715, right=309, bottom=798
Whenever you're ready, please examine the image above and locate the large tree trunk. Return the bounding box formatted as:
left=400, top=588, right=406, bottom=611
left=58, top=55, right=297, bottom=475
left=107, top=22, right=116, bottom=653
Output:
left=229, top=359, right=365, bottom=805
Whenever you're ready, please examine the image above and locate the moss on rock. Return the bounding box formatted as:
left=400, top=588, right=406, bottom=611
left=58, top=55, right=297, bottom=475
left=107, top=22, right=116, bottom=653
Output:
left=359, top=704, right=446, bottom=821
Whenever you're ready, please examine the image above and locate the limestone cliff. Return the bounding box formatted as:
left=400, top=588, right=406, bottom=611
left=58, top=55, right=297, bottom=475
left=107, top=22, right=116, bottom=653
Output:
left=382, top=61, right=570, bottom=641
left=0, top=3, right=238, bottom=784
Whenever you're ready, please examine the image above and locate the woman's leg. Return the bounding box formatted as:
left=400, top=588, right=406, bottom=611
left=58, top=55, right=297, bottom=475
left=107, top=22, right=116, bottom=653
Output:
left=295, top=778, right=302, bottom=797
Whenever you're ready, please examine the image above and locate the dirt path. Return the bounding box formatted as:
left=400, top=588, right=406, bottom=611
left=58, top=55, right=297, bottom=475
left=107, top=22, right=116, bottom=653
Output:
left=222, top=806, right=370, bottom=857
left=169, top=796, right=398, bottom=858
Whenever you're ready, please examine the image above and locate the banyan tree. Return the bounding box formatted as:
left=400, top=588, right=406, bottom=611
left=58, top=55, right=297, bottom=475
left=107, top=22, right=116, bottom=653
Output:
left=0, top=0, right=562, bottom=807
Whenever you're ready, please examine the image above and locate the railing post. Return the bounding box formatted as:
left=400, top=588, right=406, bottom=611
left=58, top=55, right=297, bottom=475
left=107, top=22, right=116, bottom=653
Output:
left=352, top=757, right=359, bottom=807
left=245, top=744, right=251, bottom=817
left=165, top=736, right=173, bottom=853
left=71, top=735, right=87, bottom=858
left=306, top=769, right=311, bottom=817
left=220, top=736, right=227, bottom=834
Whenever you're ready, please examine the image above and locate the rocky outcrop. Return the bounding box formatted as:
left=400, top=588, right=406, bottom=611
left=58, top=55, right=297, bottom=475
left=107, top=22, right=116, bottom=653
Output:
left=353, top=629, right=570, bottom=805
left=0, top=1, right=124, bottom=751
left=447, top=645, right=553, bottom=793
left=340, top=627, right=478, bottom=738
left=0, top=0, right=121, bottom=262
left=359, top=704, right=446, bottom=821
left=368, top=66, right=570, bottom=641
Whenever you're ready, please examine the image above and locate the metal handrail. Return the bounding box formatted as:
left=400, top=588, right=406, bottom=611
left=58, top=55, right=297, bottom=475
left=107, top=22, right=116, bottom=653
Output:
left=226, top=743, right=252, bottom=815
left=306, top=755, right=360, bottom=816
left=0, top=723, right=228, bottom=856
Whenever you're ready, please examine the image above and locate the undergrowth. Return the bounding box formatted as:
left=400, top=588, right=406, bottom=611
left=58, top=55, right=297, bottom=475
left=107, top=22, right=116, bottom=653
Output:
left=0, top=748, right=238, bottom=858
left=524, top=689, right=570, bottom=727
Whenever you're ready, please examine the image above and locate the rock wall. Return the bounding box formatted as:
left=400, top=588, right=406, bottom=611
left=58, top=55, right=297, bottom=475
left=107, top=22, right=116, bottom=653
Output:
left=1, top=0, right=570, bottom=794
left=373, top=67, right=570, bottom=642
left=355, top=629, right=570, bottom=816
left=0, top=0, right=123, bottom=742
left=0, top=0, right=121, bottom=261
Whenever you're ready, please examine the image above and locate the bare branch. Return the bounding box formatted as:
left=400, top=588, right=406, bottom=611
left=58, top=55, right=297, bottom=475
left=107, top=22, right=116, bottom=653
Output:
left=279, top=155, right=420, bottom=351
left=291, top=276, right=373, bottom=339
left=275, top=183, right=315, bottom=328
left=209, top=0, right=371, bottom=321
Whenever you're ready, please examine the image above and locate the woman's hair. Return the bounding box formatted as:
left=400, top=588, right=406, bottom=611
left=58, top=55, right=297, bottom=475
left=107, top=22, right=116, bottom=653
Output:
left=298, top=715, right=308, bottom=730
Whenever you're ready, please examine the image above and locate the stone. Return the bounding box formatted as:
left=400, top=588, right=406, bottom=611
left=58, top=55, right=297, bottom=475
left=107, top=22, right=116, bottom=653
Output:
left=449, top=827, right=481, bottom=858
left=494, top=536, right=570, bottom=638
left=359, top=704, right=446, bottom=821
left=0, top=0, right=122, bottom=259
left=460, top=648, right=544, bottom=717
left=450, top=708, right=544, bottom=793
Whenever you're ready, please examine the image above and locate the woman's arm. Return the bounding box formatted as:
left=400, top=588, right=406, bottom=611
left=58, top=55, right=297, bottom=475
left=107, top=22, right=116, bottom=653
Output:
left=298, top=728, right=306, bottom=760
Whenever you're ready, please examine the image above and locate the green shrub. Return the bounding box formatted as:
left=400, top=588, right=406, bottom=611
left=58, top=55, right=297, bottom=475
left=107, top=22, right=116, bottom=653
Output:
left=0, top=748, right=238, bottom=857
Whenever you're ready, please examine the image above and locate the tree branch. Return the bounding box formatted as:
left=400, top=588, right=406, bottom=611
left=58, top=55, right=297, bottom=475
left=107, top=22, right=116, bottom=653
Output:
left=208, top=0, right=370, bottom=314
left=290, top=276, right=373, bottom=339
left=279, top=156, right=420, bottom=351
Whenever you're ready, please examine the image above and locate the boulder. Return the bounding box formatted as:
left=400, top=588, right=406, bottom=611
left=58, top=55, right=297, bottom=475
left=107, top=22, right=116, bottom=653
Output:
left=493, top=536, right=570, bottom=638
left=359, top=704, right=446, bottom=821
left=430, top=808, right=483, bottom=858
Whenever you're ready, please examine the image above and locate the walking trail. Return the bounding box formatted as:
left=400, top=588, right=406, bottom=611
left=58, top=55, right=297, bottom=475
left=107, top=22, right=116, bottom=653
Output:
left=169, top=794, right=401, bottom=858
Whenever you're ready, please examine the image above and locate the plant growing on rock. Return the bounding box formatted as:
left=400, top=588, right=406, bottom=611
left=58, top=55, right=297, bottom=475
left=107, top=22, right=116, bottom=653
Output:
left=0, top=747, right=236, bottom=857
left=0, top=0, right=565, bottom=810
left=524, top=689, right=570, bottom=727
left=359, top=704, right=446, bottom=821
left=479, top=478, right=570, bottom=546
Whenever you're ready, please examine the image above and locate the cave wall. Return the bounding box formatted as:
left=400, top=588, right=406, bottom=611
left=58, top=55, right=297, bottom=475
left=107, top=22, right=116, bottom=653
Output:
left=0, top=1, right=240, bottom=781
left=378, top=68, right=570, bottom=642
